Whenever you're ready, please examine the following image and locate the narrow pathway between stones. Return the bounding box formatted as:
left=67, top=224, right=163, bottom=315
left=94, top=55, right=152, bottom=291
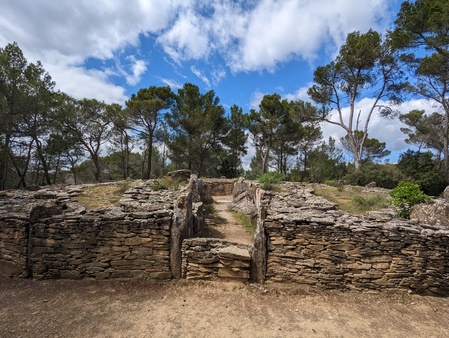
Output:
left=206, top=196, right=254, bottom=245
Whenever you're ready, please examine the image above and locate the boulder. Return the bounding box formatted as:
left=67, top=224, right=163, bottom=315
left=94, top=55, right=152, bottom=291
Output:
left=410, top=200, right=449, bottom=227
left=0, top=260, right=24, bottom=277
left=166, top=169, right=191, bottom=181
left=228, top=178, right=258, bottom=218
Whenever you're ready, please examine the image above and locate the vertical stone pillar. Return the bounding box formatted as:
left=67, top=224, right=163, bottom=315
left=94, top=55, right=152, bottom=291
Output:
left=250, top=188, right=268, bottom=283
left=170, top=187, right=193, bottom=279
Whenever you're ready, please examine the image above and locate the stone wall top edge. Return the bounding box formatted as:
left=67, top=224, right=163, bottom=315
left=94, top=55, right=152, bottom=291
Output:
left=183, top=237, right=253, bottom=250
left=265, top=214, right=449, bottom=236
left=202, top=178, right=239, bottom=182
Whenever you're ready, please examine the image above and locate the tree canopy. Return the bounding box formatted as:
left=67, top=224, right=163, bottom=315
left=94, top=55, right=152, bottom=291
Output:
left=393, top=0, right=449, bottom=180
left=308, top=29, right=403, bottom=170
left=2, top=2, right=449, bottom=195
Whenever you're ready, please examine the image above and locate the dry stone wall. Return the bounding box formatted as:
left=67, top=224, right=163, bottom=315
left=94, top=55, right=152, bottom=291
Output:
left=181, top=238, right=251, bottom=281
left=31, top=208, right=172, bottom=280
left=263, top=183, right=449, bottom=295
left=0, top=177, right=210, bottom=281
left=0, top=215, right=29, bottom=277
left=3, top=176, right=449, bottom=295
left=203, top=178, right=236, bottom=196
left=0, top=187, right=81, bottom=278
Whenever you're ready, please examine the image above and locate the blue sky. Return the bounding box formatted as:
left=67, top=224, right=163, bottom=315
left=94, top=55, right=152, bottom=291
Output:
left=0, top=0, right=433, bottom=166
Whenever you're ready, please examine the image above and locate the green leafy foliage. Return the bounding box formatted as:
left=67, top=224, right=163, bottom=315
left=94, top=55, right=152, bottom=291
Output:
left=125, top=86, right=174, bottom=179
left=151, top=177, right=184, bottom=191
left=343, top=163, right=403, bottom=189
left=393, top=0, right=449, bottom=180
left=308, top=29, right=402, bottom=170
left=221, top=104, right=248, bottom=175
left=2, top=29, right=449, bottom=197
left=340, top=131, right=391, bottom=163
left=248, top=94, right=319, bottom=175
left=399, top=110, right=444, bottom=155
left=166, top=83, right=230, bottom=177
left=257, top=171, right=284, bottom=191
left=390, top=181, right=433, bottom=218
left=217, top=158, right=242, bottom=178
left=303, top=137, right=346, bottom=183
left=397, top=150, right=446, bottom=195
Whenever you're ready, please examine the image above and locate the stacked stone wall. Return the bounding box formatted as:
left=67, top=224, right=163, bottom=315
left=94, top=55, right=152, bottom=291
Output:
left=31, top=210, right=172, bottom=280
left=263, top=183, right=449, bottom=295
left=0, top=178, right=235, bottom=281
left=265, top=220, right=449, bottom=295
left=203, top=179, right=237, bottom=196
left=4, top=178, right=449, bottom=294
left=0, top=179, right=195, bottom=281
left=181, top=238, right=251, bottom=281
left=0, top=215, right=29, bottom=277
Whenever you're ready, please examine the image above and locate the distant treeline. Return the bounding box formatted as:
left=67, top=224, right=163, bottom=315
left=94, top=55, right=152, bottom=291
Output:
left=0, top=0, right=448, bottom=195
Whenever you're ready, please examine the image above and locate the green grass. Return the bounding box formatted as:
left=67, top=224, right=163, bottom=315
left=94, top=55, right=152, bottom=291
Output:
left=231, top=211, right=256, bottom=234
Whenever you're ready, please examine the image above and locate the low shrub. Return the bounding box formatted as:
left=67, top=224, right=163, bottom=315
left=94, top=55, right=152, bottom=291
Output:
left=151, top=177, right=184, bottom=191
left=390, top=181, right=433, bottom=218
left=343, top=163, right=403, bottom=189
left=257, top=171, right=284, bottom=191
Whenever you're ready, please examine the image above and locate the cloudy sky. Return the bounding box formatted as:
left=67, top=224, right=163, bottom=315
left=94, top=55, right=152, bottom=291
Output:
left=0, top=0, right=435, bottom=165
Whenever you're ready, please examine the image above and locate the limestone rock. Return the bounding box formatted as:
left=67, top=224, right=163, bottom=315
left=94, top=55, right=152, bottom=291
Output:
left=166, top=169, right=191, bottom=181
left=228, top=178, right=258, bottom=219
left=410, top=200, right=449, bottom=227
left=0, top=260, right=24, bottom=277
left=218, top=246, right=250, bottom=260
left=444, top=186, right=449, bottom=201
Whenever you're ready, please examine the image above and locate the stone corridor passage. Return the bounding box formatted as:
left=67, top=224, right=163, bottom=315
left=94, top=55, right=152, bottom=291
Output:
left=208, top=196, right=254, bottom=245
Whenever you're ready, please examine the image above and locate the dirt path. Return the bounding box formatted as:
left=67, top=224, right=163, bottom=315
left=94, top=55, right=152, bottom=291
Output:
left=209, top=195, right=253, bottom=245
left=1, top=278, right=448, bottom=338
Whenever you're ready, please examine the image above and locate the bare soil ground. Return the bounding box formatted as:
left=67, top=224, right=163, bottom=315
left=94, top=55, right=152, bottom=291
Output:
left=1, top=277, right=448, bottom=338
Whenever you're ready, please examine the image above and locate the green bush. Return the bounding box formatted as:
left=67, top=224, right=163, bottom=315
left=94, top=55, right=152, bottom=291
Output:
left=257, top=171, right=284, bottom=191
left=151, top=177, right=183, bottom=191
left=343, top=163, right=403, bottom=189
left=397, top=150, right=446, bottom=196
left=390, top=181, right=433, bottom=218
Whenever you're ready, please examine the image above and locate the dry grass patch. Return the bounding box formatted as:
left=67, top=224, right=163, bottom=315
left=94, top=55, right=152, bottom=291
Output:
left=312, top=184, right=391, bottom=214
left=77, top=181, right=138, bottom=210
